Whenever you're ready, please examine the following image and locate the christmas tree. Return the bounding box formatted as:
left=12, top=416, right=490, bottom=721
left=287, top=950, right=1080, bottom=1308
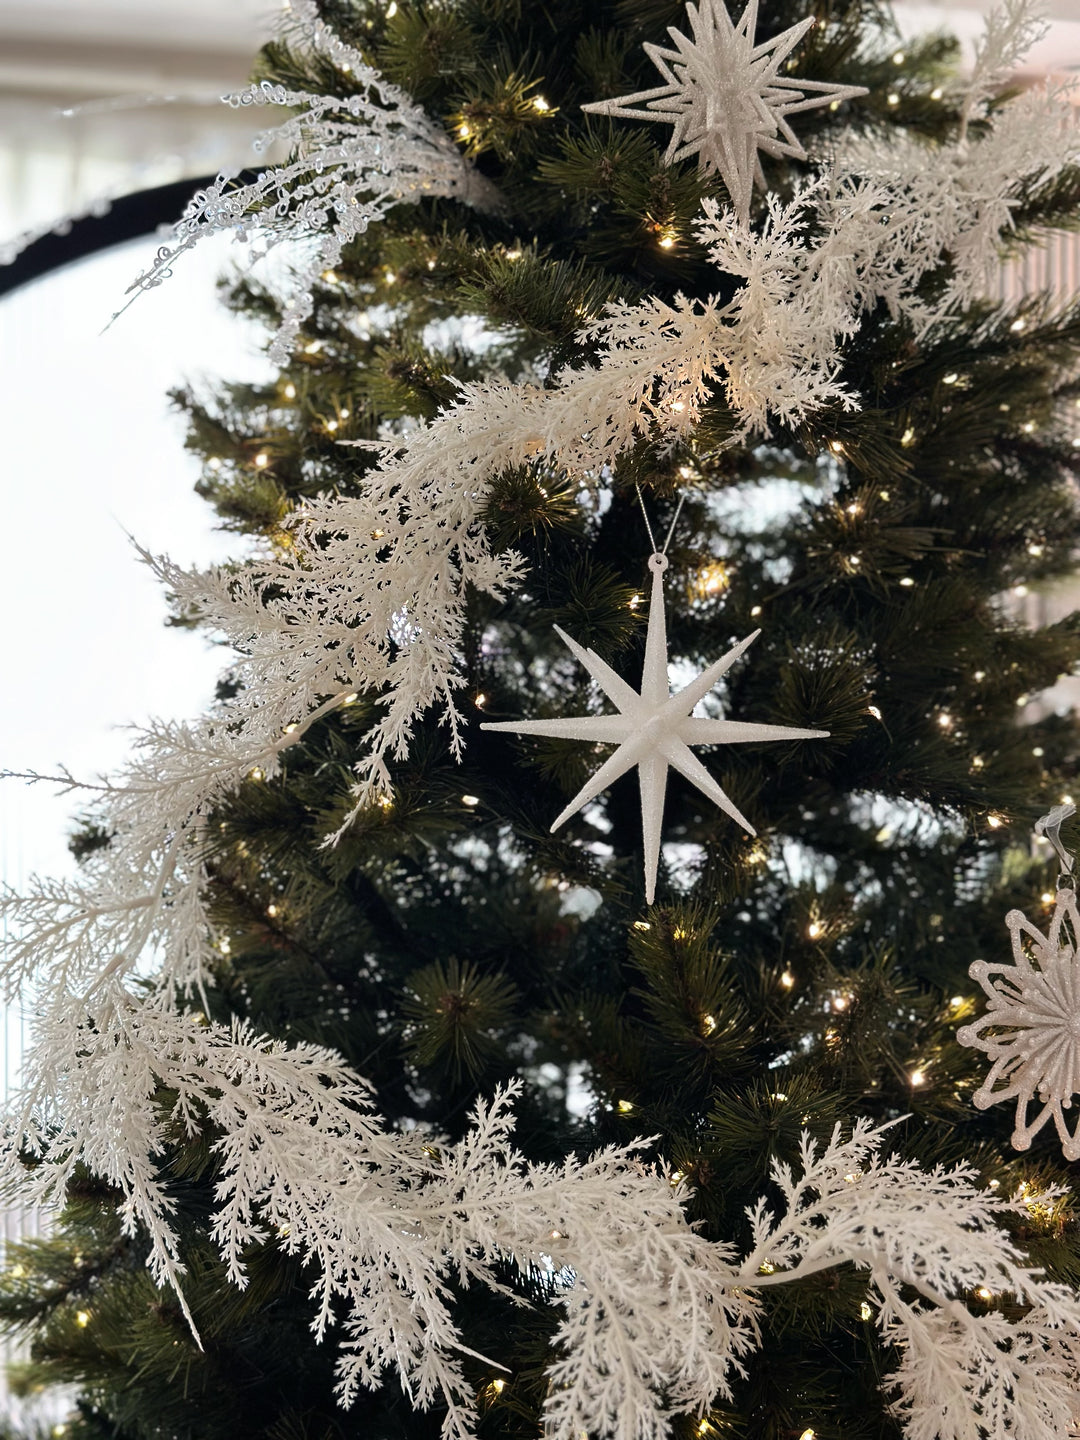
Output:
left=4, top=0, right=1080, bottom=1436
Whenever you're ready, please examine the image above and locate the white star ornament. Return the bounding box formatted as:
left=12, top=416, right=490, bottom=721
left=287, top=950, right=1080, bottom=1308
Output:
left=581, top=0, right=866, bottom=223
left=959, top=885, right=1080, bottom=1160
left=481, top=552, right=828, bottom=904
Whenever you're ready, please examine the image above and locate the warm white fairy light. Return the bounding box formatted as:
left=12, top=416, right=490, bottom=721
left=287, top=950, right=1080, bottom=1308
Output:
left=283, top=382, right=297, bottom=400
left=461, top=794, right=480, bottom=807
left=780, top=970, right=795, bottom=988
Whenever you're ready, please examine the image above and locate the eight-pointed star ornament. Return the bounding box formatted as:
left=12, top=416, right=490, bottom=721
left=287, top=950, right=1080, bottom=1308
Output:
left=581, top=0, right=866, bottom=223
left=482, top=552, right=828, bottom=903
left=958, top=872, right=1080, bottom=1161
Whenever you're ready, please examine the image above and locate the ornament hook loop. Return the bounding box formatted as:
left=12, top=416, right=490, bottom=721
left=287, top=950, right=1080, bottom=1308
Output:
left=1035, top=801, right=1076, bottom=885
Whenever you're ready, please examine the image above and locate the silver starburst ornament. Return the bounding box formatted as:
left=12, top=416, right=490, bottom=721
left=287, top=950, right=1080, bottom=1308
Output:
left=958, top=803, right=1080, bottom=1159
left=581, top=0, right=866, bottom=223
left=482, top=552, right=827, bottom=903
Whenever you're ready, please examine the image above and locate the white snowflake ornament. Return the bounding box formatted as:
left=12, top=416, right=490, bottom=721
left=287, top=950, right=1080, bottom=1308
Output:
left=959, top=880, right=1080, bottom=1160
left=482, top=552, right=827, bottom=903
left=581, top=0, right=866, bottom=222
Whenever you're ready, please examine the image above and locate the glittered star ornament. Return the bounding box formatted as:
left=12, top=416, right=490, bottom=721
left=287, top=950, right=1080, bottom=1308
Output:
left=959, top=883, right=1080, bottom=1160
left=581, top=0, right=866, bottom=222
left=482, top=553, right=828, bottom=903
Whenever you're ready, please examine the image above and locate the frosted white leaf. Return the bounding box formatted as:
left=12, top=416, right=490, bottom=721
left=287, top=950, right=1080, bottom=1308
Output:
left=735, top=1119, right=1080, bottom=1440
left=116, top=0, right=495, bottom=362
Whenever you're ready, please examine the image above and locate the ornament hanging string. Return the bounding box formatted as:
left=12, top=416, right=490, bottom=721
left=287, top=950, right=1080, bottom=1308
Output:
left=1035, top=800, right=1076, bottom=888
left=635, top=483, right=686, bottom=562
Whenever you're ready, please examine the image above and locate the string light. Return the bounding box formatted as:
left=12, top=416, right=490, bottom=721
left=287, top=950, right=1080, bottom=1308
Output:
left=780, top=970, right=795, bottom=988
left=283, top=382, right=296, bottom=400
left=461, top=794, right=480, bottom=807
left=892, top=49, right=905, bottom=63
left=387, top=0, right=398, bottom=13
left=974, top=670, right=986, bottom=681
left=695, top=561, right=729, bottom=597
left=303, top=339, right=322, bottom=354
left=901, top=426, right=916, bottom=446
left=987, top=813, right=1004, bottom=829
left=887, top=92, right=900, bottom=105
left=879, top=489, right=890, bottom=500
left=910, top=1068, right=926, bottom=1086
left=75, top=1310, right=91, bottom=1327
left=254, top=452, right=270, bottom=468
left=248, top=767, right=265, bottom=781
left=633, top=920, right=652, bottom=931
left=899, top=576, right=915, bottom=587
left=750, top=605, right=762, bottom=617
left=617, top=1099, right=635, bottom=1114
left=1010, top=318, right=1025, bottom=333
left=505, top=248, right=522, bottom=261
left=807, top=920, right=825, bottom=940
left=377, top=794, right=393, bottom=811
left=701, top=1013, right=718, bottom=1035
left=533, top=95, right=551, bottom=112
left=341, top=693, right=359, bottom=705
left=629, top=593, right=642, bottom=609
left=219, top=937, right=231, bottom=955
left=1033, top=745, right=1044, bottom=757
left=267, top=904, right=279, bottom=917
left=657, top=226, right=678, bottom=249
left=931, top=85, right=944, bottom=99
left=937, top=712, right=953, bottom=729
left=976, top=1286, right=993, bottom=1301
left=860, top=1301, right=872, bottom=1320
left=474, top=693, right=487, bottom=708
left=943, top=372, right=958, bottom=385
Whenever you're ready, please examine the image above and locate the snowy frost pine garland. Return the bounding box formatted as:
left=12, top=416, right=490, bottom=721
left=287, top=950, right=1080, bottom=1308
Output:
left=5, top=0, right=1080, bottom=1435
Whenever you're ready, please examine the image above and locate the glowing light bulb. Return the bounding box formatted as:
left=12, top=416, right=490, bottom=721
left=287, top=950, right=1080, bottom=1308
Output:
left=617, top=1099, right=635, bottom=1113
left=780, top=970, right=795, bottom=988
left=867, top=705, right=883, bottom=720
left=266, top=904, right=279, bottom=917
left=931, top=86, right=944, bottom=99
left=283, top=382, right=296, bottom=400
left=943, top=372, right=958, bottom=385
left=987, top=814, right=1003, bottom=829
left=910, top=1069, right=925, bottom=1086
left=887, top=91, right=900, bottom=105
left=807, top=920, right=825, bottom=940
left=76, top=1310, right=91, bottom=1327
left=892, top=49, right=905, bottom=62
left=475, top=693, right=487, bottom=708
left=461, top=794, right=480, bottom=807
left=976, top=1286, right=993, bottom=1301
left=972, top=755, right=984, bottom=769
left=901, top=426, right=916, bottom=446
left=702, top=1013, right=717, bottom=1035
left=750, top=604, right=762, bottom=617
left=860, top=1302, right=872, bottom=1320
left=387, top=0, right=398, bottom=13
left=254, top=452, right=269, bottom=468
left=533, top=95, right=551, bottom=112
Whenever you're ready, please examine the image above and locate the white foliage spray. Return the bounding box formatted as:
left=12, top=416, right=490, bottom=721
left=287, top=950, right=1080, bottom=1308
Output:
left=122, top=0, right=496, bottom=362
